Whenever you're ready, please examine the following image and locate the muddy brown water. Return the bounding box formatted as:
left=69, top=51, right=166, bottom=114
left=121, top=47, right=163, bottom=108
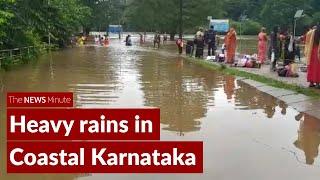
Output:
left=0, top=38, right=319, bottom=180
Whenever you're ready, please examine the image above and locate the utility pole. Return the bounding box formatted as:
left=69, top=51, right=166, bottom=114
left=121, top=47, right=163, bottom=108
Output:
left=179, top=0, right=183, bottom=39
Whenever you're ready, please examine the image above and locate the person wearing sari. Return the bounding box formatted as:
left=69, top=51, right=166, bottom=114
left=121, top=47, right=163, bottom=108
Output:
left=257, top=27, right=268, bottom=64
left=305, top=25, right=320, bottom=88
left=224, top=28, right=237, bottom=64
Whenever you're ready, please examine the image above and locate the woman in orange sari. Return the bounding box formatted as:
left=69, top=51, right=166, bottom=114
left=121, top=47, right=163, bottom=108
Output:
left=224, top=28, right=237, bottom=64
left=257, top=27, right=268, bottom=64
left=305, top=25, right=320, bottom=88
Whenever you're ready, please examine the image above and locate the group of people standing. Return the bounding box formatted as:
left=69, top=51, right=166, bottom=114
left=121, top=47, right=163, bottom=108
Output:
left=267, top=27, right=297, bottom=71
left=179, top=23, right=320, bottom=88
left=185, top=23, right=319, bottom=88
left=264, top=24, right=320, bottom=87
left=183, top=26, right=217, bottom=58
left=154, top=32, right=168, bottom=48
left=94, top=35, right=109, bottom=47
left=182, top=26, right=237, bottom=64
left=118, top=25, right=320, bottom=88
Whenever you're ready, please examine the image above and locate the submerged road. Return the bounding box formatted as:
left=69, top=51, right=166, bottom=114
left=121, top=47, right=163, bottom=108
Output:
left=0, top=37, right=319, bottom=180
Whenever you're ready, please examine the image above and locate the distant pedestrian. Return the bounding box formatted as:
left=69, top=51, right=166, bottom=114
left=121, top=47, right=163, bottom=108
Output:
left=195, top=34, right=204, bottom=58
left=103, top=36, right=109, bottom=47
left=186, top=40, right=194, bottom=57
left=78, top=36, right=84, bottom=46
left=94, top=35, right=100, bottom=45
left=81, top=35, right=86, bottom=44
left=139, top=33, right=143, bottom=44
left=224, top=27, right=237, bottom=64
left=205, top=25, right=216, bottom=56
left=176, top=38, right=184, bottom=54
left=163, top=32, right=168, bottom=44
left=153, top=32, right=161, bottom=48
left=257, top=27, right=267, bottom=64
left=196, top=27, right=204, bottom=40
left=99, top=35, right=104, bottom=46
left=125, top=34, right=132, bottom=46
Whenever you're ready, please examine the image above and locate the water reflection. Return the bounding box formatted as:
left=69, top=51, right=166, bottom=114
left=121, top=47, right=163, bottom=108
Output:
left=223, top=76, right=235, bottom=100
left=137, top=55, right=215, bottom=134
left=294, top=113, right=320, bottom=165
left=137, top=44, right=320, bottom=166
left=0, top=39, right=319, bottom=180
left=233, top=80, right=278, bottom=118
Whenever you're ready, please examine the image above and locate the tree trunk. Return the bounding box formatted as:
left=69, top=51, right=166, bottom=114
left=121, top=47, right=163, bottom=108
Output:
left=170, top=33, right=175, bottom=41
left=84, top=27, right=91, bottom=35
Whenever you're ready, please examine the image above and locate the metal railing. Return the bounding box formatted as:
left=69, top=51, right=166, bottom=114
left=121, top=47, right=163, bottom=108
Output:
left=0, top=46, right=39, bottom=68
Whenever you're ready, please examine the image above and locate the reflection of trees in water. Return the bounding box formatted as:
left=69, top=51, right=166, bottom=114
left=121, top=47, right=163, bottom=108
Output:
left=0, top=48, right=122, bottom=92
left=232, top=80, right=281, bottom=118
left=0, top=48, right=124, bottom=179
left=294, top=113, right=320, bottom=165
left=221, top=76, right=320, bottom=165
left=138, top=56, right=219, bottom=134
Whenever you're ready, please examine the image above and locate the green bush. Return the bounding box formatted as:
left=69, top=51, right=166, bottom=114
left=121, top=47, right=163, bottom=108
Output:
left=312, top=12, right=320, bottom=24
left=243, top=20, right=262, bottom=35
left=230, top=20, right=262, bottom=35
left=22, top=51, right=36, bottom=64
left=1, top=56, right=13, bottom=70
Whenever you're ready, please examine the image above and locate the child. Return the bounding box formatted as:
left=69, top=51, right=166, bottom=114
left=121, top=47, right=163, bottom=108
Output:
left=103, top=36, right=109, bottom=47
left=94, top=35, right=99, bottom=45
left=217, top=43, right=226, bottom=62
left=176, top=38, right=184, bottom=54
left=186, top=40, right=194, bottom=56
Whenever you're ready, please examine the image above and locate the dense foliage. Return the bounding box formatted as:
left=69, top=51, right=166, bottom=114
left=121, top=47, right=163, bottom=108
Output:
left=82, top=0, right=126, bottom=33
left=125, top=0, right=320, bottom=35
left=0, top=0, right=319, bottom=49
left=125, top=0, right=225, bottom=37
left=0, top=0, right=92, bottom=49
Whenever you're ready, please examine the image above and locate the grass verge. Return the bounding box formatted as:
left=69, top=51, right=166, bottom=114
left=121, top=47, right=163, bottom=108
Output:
left=185, top=57, right=320, bottom=98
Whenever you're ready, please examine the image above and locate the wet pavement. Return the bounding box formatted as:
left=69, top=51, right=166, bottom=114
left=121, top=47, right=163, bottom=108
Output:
left=0, top=37, right=320, bottom=180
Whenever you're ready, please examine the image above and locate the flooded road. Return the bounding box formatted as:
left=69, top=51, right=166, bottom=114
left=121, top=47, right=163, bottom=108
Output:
left=0, top=38, right=319, bottom=180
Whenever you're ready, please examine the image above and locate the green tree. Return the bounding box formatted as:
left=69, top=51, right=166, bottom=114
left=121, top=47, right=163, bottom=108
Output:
left=81, top=0, right=126, bottom=33
left=260, top=0, right=310, bottom=30
left=125, top=0, right=225, bottom=38
left=183, top=0, right=225, bottom=31
left=0, top=0, right=14, bottom=47
left=125, top=0, right=179, bottom=38
left=1, top=0, right=90, bottom=48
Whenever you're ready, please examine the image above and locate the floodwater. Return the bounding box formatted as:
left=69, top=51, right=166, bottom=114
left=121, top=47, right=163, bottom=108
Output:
left=0, top=37, right=319, bottom=180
